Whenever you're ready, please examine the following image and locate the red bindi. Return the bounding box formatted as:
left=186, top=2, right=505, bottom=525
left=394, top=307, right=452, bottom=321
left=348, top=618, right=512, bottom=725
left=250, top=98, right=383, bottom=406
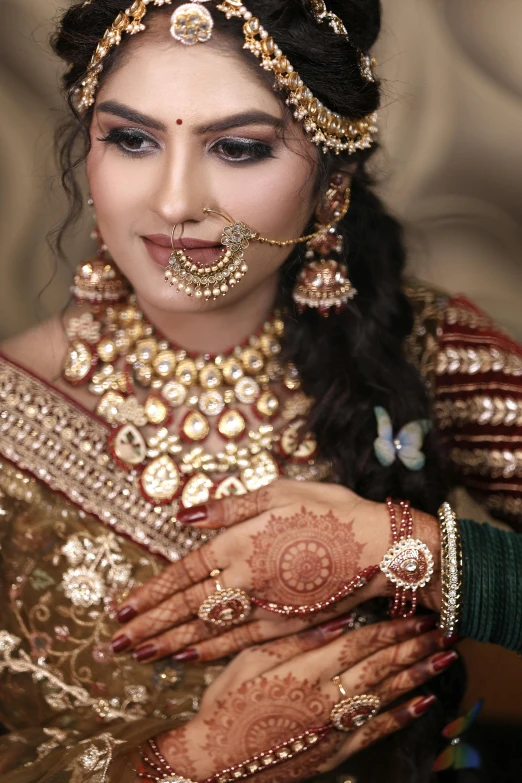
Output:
left=176, top=119, right=183, bottom=125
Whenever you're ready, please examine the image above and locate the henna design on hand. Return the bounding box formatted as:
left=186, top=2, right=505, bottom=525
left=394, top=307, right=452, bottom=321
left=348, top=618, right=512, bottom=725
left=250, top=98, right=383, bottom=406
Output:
left=200, top=673, right=339, bottom=780
left=246, top=508, right=364, bottom=606
left=158, top=725, right=199, bottom=779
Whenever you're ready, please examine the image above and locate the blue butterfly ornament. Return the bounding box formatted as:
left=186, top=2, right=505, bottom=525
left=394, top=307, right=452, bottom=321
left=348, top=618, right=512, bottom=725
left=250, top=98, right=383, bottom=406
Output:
left=373, top=406, right=432, bottom=472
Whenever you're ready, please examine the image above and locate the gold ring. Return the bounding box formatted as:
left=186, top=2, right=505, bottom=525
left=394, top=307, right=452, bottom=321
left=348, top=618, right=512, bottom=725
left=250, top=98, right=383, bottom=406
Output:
left=197, top=569, right=252, bottom=628
left=330, top=678, right=381, bottom=733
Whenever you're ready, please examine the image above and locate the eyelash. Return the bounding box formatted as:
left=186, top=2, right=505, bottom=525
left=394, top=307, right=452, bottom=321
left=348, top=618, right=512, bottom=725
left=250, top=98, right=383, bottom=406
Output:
left=97, top=128, right=275, bottom=164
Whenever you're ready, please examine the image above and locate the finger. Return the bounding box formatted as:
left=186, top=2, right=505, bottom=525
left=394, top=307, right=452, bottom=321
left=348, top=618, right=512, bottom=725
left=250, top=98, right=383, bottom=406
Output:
left=334, top=694, right=438, bottom=762
left=315, top=615, right=438, bottom=681
left=112, top=577, right=219, bottom=651
left=333, top=626, right=451, bottom=694
left=177, top=480, right=290, bottom=529
left=114, top=543, right=220, bottom=623
left=182, top=610, right=360, bottom=666
left=375, top=650, right=459, bottom=706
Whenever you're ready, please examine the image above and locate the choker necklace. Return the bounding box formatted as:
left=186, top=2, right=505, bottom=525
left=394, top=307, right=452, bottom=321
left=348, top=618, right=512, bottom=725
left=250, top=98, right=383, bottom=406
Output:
left=62, top=295, right=329, bottom=508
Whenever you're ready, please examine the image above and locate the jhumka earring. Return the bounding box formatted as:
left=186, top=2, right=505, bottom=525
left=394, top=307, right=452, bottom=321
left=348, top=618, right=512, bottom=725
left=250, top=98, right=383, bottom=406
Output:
left=292, top=176, right=357, bottom=317
left=164, top=210, right=254, bottom=300
left=72, top=197, right=129, bottom=304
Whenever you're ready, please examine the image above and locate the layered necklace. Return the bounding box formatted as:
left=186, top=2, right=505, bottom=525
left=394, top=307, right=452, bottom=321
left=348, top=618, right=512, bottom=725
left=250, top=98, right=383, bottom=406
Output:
left=61, top=294, right=329, bottom=509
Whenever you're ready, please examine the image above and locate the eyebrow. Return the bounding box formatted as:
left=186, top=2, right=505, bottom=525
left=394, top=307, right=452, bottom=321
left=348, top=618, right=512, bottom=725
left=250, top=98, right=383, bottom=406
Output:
left=96, top=101, right=284, bottom=134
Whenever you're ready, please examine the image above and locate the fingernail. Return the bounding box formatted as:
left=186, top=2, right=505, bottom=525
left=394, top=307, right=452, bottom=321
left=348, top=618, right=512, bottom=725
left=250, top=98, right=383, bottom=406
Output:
left=442, top=633, right=462, bottom=648
left=133, top=643, right=157, bottom=663
left=412, top=694, right=437, bottom=716
left=432, top=650, right=458, bottom=672
left=116, top=606, right=138, bottom=624
left=171, top=648, right=199, bottom=662
left=416, top=615, right=438, bottom=634
left=319, top=613, right=357, bottom=636
left=111, top=634, right=132, bottom=654
left=177, top=505, right=208, bottom=525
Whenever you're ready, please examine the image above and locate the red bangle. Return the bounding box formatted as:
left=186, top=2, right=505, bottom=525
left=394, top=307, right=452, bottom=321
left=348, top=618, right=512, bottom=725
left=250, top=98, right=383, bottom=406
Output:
left=380, top=498, right=435, bottom=618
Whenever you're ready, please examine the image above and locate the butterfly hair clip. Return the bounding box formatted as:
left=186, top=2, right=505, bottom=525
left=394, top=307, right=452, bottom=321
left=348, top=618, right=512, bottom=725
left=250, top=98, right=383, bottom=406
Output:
left=433, top=699, right=483, bottom=772
left=373, top=407, right=432, bottom=472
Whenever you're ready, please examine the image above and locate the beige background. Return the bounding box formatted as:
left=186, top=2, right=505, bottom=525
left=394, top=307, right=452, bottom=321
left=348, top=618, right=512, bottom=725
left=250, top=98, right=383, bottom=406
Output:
left=1, top=0, right=521, bottom=340
left=1, top=0, right=522, bottom=722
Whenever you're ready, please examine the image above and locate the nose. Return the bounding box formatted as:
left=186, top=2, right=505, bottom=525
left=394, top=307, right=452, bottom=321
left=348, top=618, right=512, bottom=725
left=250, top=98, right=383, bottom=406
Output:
left=148, top=143, right=210, bottom=230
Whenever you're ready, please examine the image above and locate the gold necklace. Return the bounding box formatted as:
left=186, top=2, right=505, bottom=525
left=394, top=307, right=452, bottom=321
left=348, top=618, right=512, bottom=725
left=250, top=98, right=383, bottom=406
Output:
left=62, top=295, right=326, bottom=509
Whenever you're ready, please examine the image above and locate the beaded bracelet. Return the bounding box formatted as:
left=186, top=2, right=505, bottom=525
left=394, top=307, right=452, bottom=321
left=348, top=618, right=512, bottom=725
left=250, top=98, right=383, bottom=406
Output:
left=380, top=499, right=435, bottom=618
left=437, top=503, right=462, bottom=636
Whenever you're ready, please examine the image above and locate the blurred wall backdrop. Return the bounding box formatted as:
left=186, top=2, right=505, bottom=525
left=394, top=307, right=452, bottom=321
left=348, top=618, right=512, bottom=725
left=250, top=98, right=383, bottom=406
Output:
left=1, top=0, right=522, bottom=340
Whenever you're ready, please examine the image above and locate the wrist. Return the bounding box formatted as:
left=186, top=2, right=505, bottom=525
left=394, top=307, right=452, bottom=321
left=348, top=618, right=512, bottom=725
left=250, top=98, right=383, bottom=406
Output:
left=415, top=511, right=442, bottom=612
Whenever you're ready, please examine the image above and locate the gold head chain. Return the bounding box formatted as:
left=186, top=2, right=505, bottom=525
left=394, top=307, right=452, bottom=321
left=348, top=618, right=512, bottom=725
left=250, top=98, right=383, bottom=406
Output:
left=75, top=0, right=378, bottom=155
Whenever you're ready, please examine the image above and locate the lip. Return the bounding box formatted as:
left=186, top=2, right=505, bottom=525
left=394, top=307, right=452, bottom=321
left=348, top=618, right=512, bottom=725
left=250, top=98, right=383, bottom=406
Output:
left=142, top=235, right=223, bottom=268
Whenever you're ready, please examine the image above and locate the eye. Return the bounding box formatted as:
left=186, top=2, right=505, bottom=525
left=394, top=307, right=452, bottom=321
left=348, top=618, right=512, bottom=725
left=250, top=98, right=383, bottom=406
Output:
left=210, top=137, right=275, bottom=164
left=97, top=128, right=158, bottom=156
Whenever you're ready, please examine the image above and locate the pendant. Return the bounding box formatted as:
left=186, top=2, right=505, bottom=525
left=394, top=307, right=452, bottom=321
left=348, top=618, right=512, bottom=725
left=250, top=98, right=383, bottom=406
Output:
left=181, top=473, right=214, bottom=507
left=96, top=336, right=118, bottom=363
left=217, top=409, right=246, bottom=439
left=144, top=394, right=170, bottom=425
left=199, top=363, right=222, bottom=389
left=199, top=390, right=225, bottom=417
left=63, top=342, right=96, bottom=384
left=280, top=418, right=318, bottom=460
left=234, top=376, right=260, bottom=404
left=241, top=450, right=280, bottom=491
left=182, top=411, right=210, bottom=441
left=153, top=349, right=177, bottom=378
left=176, top=358, right=198, bottom=386
left=161, top=380, right=187, bottom=407
left=255, top=390, right=279, bottom=418
left=96, top=391, right=126, bottom=424
left=215, top=476, right=247, bottom=498
left=221, top=356, right=243, bottom=383
left=109, top=423, right=147, bottom=468
left=140, top=455, right=181, bottom=504
left=135, top=338, right=158, bottom=364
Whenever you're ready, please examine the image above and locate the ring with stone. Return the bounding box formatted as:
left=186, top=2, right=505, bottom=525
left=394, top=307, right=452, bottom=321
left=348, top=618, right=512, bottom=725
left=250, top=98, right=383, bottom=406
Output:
left=329, top=676, right=381, bottom=732
left=197, top=569, right=252, bottom=628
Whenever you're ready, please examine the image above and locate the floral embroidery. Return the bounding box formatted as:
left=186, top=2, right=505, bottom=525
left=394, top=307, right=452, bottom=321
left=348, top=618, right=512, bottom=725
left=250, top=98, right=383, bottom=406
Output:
left=60, top=533, right=132, bottom=609
left=66, top=733, right=126, bottom=783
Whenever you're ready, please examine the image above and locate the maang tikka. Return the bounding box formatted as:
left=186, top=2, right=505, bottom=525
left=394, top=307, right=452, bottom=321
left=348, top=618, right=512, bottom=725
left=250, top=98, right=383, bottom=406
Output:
left=72, top=197, right=129, bottom=304
left=293, top=176, right=357, bottom=317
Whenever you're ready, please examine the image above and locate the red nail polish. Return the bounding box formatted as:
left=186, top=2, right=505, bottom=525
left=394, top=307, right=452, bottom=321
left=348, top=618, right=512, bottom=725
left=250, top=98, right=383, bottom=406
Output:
left=412, top=694, right=437, bottom=716
left=171, top=648, right=199, bottom=662
left=416, top=615, right=438, bottom=634
left=116, top=606, right=138, bottom=624
left=133, top=643, right=157, bottom=663
left=432, top=650, right=458, bottom=672
left=177, top=505, right=208, bottom=525
left=319, top=613, right=356, bottom=635
left=111, top=634, right=132, bottom=654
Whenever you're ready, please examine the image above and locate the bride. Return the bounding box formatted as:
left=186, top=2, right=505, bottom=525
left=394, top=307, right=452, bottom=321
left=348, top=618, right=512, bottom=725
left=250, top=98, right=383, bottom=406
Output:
left=1, top=2, right=521, bottom=781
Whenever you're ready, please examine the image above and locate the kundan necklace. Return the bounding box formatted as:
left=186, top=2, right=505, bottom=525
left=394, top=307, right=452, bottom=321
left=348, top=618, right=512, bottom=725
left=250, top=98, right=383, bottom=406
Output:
left=61, top=294, right=328, bottom=509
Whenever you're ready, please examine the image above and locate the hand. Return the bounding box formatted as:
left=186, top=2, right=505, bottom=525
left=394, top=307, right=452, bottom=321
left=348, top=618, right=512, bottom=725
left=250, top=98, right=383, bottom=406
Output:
left=147, top=615, right=457, bottom=782
left=112, top=480, right=442, bottom=663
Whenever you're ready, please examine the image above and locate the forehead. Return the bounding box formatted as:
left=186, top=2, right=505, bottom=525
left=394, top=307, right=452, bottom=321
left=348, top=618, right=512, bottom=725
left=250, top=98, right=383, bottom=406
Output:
left=97, top=31, right=283, bottom=121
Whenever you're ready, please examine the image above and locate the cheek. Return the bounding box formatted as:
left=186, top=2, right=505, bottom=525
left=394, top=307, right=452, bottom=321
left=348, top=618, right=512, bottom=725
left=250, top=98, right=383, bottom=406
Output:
left=86, top=142, right=146, bottom=242
left=215, top=156, right=315, bottom=240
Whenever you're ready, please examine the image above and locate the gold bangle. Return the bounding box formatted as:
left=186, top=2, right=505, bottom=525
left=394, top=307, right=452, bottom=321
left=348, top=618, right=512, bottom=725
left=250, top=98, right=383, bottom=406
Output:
left=437, top=502, right=462, bottom=635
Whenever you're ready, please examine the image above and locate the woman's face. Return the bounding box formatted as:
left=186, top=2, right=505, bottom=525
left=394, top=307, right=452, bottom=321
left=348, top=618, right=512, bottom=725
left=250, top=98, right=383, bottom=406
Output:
left=87, top=25, right=318, bottom=315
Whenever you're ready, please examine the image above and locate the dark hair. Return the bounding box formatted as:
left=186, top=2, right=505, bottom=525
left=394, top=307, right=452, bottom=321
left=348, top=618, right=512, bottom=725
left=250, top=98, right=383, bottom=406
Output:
left=51, top=3, right=467, bottom=782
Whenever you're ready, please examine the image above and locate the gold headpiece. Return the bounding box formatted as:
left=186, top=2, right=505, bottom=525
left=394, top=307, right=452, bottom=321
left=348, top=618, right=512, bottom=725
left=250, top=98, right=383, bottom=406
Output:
left=76, top=0, right=378, bottom=155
